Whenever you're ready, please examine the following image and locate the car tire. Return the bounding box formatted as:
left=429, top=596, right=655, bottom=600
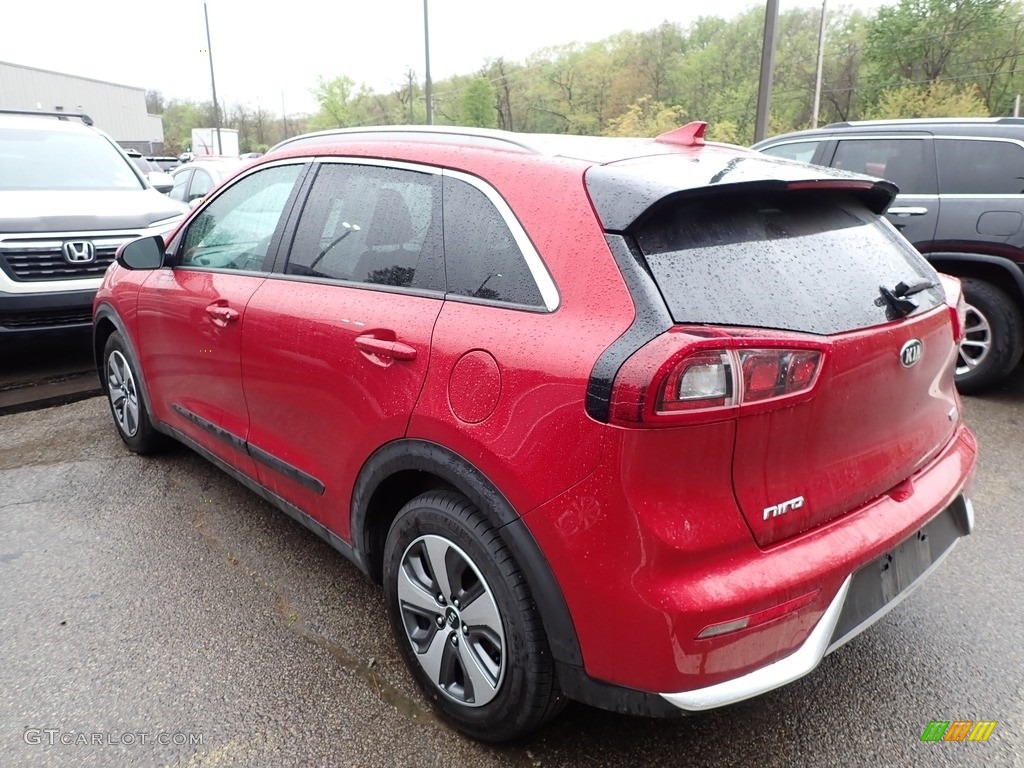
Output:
left=955, top=278, right=1024, bottom=394
left=102, top=331, right=165, bottom=454
left=383, top=490, right=565, bottom=742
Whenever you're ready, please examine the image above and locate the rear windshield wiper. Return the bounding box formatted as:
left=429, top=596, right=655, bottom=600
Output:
left=893, top=277, right=937, bottom=297
left=876, top=278, right=937, bottom=319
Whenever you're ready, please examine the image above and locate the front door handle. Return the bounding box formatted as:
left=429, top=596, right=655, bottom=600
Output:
left=205, top=303, right=239, bottom=327
left=355, top=334, right=418, bottom=362
left=888, top=206, right=928, bottom=216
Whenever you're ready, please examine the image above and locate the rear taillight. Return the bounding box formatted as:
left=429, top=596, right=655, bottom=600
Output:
left=610, top=332, right=825, bottom=426
left=939, top=274, right=966, bottom=342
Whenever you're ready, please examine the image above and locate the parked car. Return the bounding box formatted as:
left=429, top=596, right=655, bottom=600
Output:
left=94, top=123, right=977, bottom=742
left=147, top=155, right=182, bottom=173
left=168, top=157, right=246, bottom=205
left=123, top=149, right=174, bottom=194
left=0, top=109, right=187, bottom=339
left=754, top=117, right=1024, bottom=393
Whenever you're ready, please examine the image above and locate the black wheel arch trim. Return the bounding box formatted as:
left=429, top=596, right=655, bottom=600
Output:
left=926, top=252, right=1024, bottom=298
left=93, top=304, right=155, bottom=410
left=351, top=438, right=584, bottom=668
left=585, top=233, right=673, bottom=422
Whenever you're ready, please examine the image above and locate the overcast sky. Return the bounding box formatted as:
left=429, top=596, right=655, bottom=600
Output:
left=4, top=0, right=887, bottom=116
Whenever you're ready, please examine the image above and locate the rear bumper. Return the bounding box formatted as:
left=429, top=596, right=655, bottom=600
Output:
left=525, top=423, right=978, bottom=705
left=659, top=495, right=972, bottom=711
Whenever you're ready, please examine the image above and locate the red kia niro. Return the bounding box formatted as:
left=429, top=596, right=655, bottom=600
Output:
left=94, top=123, right=977, bottom=741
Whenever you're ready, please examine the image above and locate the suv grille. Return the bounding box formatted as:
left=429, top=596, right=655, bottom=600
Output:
left=0, top=307, right=93, bottom=329
left=0, top=234, right=139, bottom=281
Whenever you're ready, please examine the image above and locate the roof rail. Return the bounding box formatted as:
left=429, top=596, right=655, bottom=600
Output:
left=0, top=109, right=94, bottom=126
left=270, top=124, right=546, bottom=154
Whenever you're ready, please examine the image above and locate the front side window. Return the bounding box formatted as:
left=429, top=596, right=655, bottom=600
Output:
left=832, top=138, right=937, bottom=195
left=179, top=164, right=303, bottom=272
left=935, top=138, right=1024, bottom=194
left=285, top=163, right=442, bottom=290
left=442, top=177, right=544, bottom=307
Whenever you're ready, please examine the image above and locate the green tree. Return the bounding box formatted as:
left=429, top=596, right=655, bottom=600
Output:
left=460, top=77, right=498, bottom=128
left=604, top=96, right=685, bottom=136
left=310, top=75, right=356, bottom=129
left=865, top=81, right=990, bottom=118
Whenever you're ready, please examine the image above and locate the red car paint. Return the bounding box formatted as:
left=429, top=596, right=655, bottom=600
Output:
left=94, top=125, right=977, bottom=730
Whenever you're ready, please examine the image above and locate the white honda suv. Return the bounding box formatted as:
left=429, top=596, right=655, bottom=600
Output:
left=0, top=110, right=187, bottom=339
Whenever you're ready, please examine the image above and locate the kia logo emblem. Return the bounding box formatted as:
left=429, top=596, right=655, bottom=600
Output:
left=62, top=240, right=96, bottom=264
left=900, top=339, right=923, bottom=368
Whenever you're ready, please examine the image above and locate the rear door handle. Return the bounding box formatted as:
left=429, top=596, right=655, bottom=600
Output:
left=355, top=334, right=418, bottom=362
left=205, top=304, right=239, bottom=326
left=888, top=206, right=928, bottom=216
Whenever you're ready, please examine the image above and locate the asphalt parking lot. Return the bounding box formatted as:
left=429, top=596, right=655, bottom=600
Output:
left=0, top=364, right=1021, bottom=767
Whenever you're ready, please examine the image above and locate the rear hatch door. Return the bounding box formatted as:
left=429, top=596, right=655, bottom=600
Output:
left=633, top=184, right=957, bottom=546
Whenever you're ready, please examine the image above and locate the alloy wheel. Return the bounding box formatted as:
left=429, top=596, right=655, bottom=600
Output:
left=107, top=350, right=140, bottom=438
left=396, top=534, right=506, bottom=707
left=955, top=303, right=992, bottom=376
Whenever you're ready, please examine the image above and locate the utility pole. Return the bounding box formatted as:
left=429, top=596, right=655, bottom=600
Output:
left=812, top=0, right=828, bottom=128
left=281, top=91, right=288, bottom=140
left=423, top=0, right=433, bottom=125
left=754, top=0, right=779, bottom=142
left=408, top=70, right=415, bottom=123
left=203, top=0, right=223, bottom=154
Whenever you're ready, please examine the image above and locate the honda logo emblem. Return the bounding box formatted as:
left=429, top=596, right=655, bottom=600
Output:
left=62, top=240, right=96, bottom=264
left=900, top=339, right=923, bottom=368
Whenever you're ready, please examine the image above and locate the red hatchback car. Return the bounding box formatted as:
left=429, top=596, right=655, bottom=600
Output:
left=93, top=123, right=977, bottom=741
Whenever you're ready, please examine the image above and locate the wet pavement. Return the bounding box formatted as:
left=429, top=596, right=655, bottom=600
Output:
left=0, top=367, right=1022, bottom=767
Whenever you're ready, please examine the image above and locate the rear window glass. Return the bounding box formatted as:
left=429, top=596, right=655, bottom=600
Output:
left=0, top=127, right=143, bottom=190
left=634, top=191, right=944, bottom=336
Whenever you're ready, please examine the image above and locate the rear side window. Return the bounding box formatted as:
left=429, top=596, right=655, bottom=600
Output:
left=935, top=138, right=1024, bottom=194
left=633, top=191, right=944, bottom=336
left=759, top=140, right=821, bottom=164
left=832, top=138, right=937, bottom=195
left=442, top=177, right=544, bottom=307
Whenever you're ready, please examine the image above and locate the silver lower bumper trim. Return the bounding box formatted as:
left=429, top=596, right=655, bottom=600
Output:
left=659, top=500, right=968, bottom=713
left=659, top=575, right=852, bottom=712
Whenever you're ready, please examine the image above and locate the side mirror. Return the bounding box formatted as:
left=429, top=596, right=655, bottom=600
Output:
left=148, top=171, right=175, bottom=194
left=117, top=235, right=166, bottom=270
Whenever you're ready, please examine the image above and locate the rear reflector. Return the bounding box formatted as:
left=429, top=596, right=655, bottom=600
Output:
left=697, top=590, right=820, bottom=639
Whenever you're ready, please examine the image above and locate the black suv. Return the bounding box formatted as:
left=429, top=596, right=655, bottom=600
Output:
left=754, top=118, right=1024, bottom=392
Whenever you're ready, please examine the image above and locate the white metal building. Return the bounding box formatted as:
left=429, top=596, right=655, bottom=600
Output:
left=0, top=61, right=164, bottom=152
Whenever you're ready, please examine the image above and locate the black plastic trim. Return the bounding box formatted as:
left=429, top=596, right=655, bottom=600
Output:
left=170, top=403, right=326, bottom=495
left=247, top=442, right=325, bottom=495
left=584, top=234, right=673, bottom=422
left=557, top=665, right=683, bottom=718
left=160, top=422, right=360, bottom=571
left=0, top=288, right=97, bottom=312
left=92, top=305, right=154, bottom=409
left=170, top=403, right=247, bottom=451
left=925, top=252, right=1024, bottom=296
left=351, top=438, right=583, bottom=668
